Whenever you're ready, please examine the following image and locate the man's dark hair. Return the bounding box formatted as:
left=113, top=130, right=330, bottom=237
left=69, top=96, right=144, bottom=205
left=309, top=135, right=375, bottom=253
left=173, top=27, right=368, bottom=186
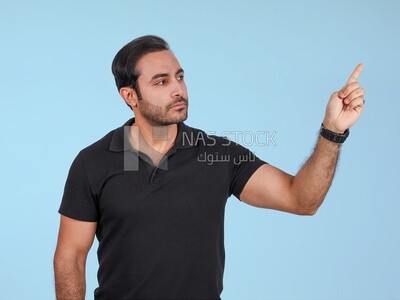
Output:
left=111, top=35, right=170, bottom=104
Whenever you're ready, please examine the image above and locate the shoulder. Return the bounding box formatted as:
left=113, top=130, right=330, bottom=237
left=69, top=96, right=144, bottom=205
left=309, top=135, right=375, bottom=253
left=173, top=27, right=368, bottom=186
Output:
left=78, top=118, right=133, bottom=160
left=73, top=121, right=126, bottom=173
left=67, top=125, right=125, bottom=190
left=78, top=129, right=116, bottom=160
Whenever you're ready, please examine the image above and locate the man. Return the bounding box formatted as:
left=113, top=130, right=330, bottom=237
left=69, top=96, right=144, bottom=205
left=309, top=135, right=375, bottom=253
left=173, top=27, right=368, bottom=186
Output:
left=54, top=35, right=365, bottom=300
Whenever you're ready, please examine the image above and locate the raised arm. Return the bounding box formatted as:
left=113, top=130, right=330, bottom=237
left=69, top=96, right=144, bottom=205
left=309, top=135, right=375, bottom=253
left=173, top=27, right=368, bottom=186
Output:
left=240, top=64, right=365, bottom=215
left=54, top=215, right=97, bottom=300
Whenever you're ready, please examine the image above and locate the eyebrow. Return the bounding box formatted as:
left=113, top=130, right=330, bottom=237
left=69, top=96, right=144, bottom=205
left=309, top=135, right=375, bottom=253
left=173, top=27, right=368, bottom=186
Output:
left=150, top=68, right=184, bottom=81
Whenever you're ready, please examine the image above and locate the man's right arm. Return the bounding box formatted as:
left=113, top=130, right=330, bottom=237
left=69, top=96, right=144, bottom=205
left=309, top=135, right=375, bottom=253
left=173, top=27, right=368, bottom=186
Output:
left=54, top=215, right=97, bottom=300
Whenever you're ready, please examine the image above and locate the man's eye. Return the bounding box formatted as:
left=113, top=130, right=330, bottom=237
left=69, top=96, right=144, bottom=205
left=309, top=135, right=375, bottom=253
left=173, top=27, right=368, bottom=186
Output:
left=177, top=75, right=184, bottom=81
left=156, top=80, right=166, bottom=86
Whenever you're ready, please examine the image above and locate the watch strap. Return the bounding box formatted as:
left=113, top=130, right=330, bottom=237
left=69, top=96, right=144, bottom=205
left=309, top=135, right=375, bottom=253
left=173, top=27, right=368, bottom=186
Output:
left=319, top=123, right=349, bottom=143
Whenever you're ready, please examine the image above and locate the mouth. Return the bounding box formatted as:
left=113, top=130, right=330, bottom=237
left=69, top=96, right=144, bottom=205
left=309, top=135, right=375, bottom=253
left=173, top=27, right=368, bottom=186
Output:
left=169, top=102, right=187, bottom=110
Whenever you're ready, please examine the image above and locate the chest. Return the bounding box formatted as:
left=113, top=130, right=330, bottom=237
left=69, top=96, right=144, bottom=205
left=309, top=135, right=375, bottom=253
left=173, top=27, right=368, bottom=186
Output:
left=97, top=153, right=230, bottom=231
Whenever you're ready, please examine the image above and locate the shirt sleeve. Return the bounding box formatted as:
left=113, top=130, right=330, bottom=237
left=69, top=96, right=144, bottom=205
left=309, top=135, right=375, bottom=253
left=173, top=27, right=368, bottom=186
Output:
left=229, top=143, right=267, bottom=200
left=58, top=152, right=98, bottom=222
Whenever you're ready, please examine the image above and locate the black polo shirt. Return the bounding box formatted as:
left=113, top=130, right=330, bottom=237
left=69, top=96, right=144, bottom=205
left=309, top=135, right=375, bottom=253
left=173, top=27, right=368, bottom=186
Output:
left=59, top=118, right=266, bottom=300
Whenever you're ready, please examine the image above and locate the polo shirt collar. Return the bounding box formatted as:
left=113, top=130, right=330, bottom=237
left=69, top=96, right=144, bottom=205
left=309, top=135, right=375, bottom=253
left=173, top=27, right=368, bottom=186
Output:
left=109, top=118, right=196, bottom=152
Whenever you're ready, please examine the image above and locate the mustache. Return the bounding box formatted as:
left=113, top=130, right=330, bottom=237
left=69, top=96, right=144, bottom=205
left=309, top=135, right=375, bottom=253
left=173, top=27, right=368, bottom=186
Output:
left=167, top=97, right=188, bottom=109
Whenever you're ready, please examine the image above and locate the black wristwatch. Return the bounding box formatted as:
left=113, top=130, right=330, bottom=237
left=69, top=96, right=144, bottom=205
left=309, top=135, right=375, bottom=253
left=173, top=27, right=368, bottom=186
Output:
left=319, top=123, right=349, bottom=143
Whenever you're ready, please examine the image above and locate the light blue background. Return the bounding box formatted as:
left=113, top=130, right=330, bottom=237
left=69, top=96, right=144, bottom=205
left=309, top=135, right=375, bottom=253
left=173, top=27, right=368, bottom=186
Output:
left=1, top=1, right=399, bottom=299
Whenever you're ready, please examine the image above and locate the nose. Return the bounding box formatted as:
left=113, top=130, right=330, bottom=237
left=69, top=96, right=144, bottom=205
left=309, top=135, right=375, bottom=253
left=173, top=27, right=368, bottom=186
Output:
left=170, top=78, right=186, bottom=99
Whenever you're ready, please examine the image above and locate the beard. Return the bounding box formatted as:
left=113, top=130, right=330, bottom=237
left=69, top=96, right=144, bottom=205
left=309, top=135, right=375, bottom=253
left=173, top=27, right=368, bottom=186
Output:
left=137, top=96, right=189, bottom=126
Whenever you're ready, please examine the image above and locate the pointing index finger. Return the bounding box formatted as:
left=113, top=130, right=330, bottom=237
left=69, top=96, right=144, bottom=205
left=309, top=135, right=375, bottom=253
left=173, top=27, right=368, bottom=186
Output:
left=346, top=63, right=364, bottom=84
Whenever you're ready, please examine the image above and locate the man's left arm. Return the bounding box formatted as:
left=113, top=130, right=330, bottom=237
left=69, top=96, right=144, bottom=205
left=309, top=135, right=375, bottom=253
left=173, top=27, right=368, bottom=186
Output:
left=240, top=64, right=365, bottom=215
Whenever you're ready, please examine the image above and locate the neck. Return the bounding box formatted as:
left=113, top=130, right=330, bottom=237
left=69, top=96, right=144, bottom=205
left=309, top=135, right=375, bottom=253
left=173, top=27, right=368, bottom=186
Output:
left=129, top=116, right=178, bottom=163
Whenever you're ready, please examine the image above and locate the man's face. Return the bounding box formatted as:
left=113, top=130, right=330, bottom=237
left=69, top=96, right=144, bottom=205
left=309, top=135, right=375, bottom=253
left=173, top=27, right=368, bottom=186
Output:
left=134, top=50, right=188, bottom=126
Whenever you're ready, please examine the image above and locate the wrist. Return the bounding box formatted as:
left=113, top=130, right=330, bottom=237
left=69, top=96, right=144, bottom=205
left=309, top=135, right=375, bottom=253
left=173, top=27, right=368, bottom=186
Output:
left=321, top=120, right=345, bottom=134
left=320, top=123, right=349, bottom=144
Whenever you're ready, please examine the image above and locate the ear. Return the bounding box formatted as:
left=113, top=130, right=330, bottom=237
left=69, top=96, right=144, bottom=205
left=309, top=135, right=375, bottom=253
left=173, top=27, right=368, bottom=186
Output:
left=119, top=87, right=139, bottom=108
